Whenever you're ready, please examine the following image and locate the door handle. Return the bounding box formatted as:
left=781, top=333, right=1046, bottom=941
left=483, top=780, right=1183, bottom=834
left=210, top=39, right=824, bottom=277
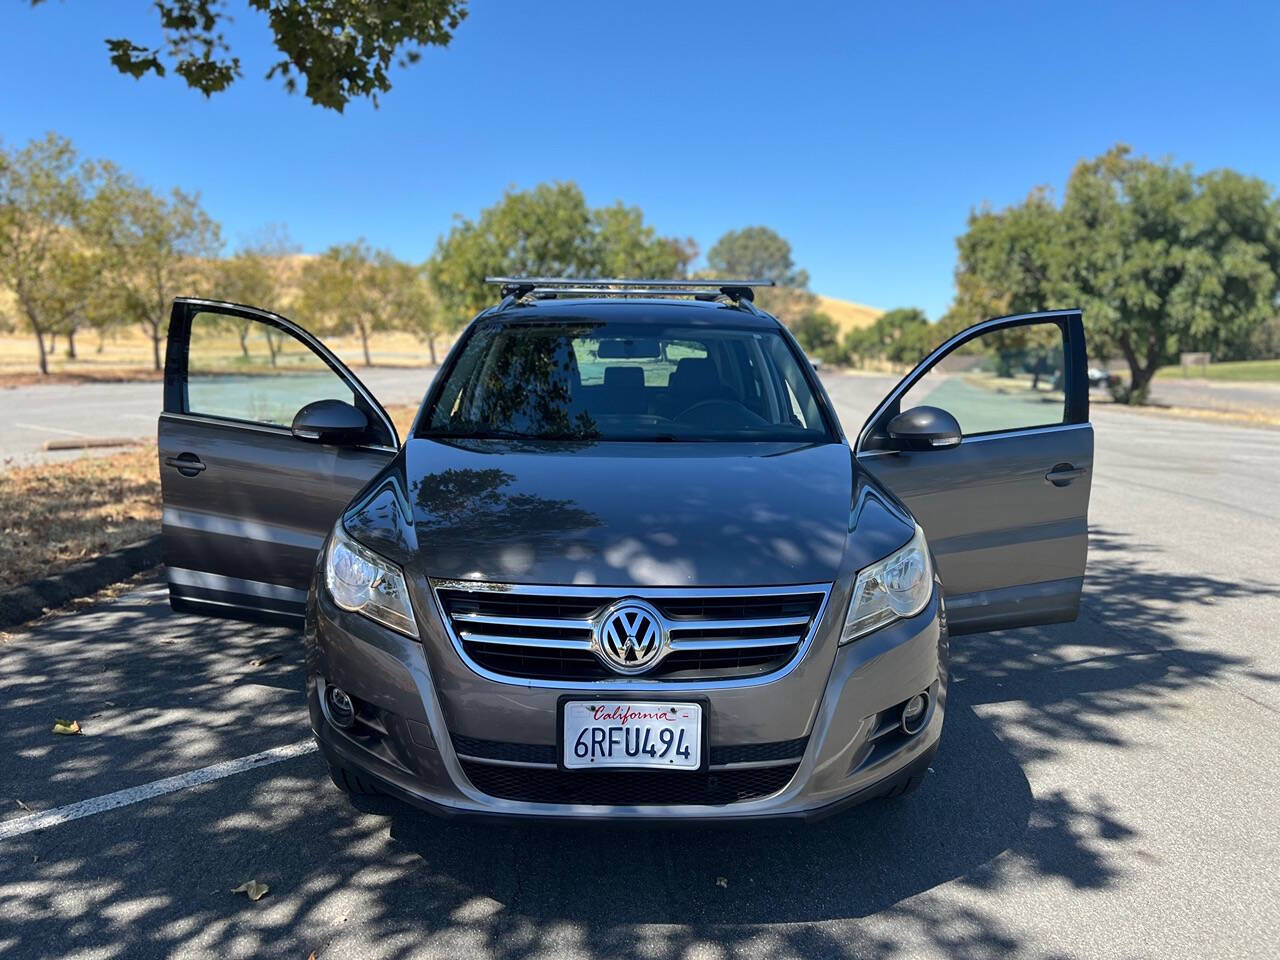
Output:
left=165, top=453, right=205, bottom=477
left=1045, top=463, right=1085, bottom=487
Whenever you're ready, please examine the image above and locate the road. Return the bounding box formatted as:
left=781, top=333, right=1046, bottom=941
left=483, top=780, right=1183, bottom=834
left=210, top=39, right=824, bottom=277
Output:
left=1147, top=376, right=1280, bottom=417
left=0, top=367, right=436, bottom=468
left=1, top=372, right=1278, bottom=959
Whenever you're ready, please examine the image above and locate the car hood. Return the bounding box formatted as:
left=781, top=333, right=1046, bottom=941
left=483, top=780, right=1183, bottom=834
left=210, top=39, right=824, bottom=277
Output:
left=343, top=438, right=909, bottom=587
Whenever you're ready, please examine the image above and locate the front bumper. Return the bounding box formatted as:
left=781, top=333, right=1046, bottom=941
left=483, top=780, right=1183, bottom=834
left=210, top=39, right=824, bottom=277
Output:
left=304, top=579, right=948, bottom=822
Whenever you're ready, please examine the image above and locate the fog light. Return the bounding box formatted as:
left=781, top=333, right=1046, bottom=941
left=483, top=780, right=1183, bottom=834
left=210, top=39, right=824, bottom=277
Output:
left=900, top=692, right=929, bottom=735
left=327, top=685, right=356, bottom=729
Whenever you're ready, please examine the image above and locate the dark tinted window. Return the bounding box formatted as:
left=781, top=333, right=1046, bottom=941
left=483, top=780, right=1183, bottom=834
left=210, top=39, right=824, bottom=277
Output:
left=421, top=321, right=833, bottom=442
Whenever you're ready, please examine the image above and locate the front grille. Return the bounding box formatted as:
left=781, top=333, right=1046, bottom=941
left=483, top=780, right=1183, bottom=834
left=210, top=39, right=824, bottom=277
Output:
left=459, top=760, right=798, bottom=806
left=433, top=581, right=830, bottom=683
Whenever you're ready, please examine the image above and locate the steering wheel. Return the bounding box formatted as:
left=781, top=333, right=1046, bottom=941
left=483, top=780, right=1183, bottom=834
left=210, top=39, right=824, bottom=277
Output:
left=675, top=398, right=766, bottom=426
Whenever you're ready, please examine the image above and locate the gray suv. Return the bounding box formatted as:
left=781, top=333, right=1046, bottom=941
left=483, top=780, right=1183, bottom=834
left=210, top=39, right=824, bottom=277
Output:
left=158, top=278, right=1093, bottom=821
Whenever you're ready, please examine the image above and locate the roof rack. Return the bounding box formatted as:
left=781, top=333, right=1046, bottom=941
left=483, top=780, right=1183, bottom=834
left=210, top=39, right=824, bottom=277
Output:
left=484, top=276, right=775, bottom=309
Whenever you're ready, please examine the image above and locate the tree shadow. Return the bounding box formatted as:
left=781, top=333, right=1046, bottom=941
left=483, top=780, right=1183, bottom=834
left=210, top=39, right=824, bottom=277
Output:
left=0, top=525, right=1274, bottom=958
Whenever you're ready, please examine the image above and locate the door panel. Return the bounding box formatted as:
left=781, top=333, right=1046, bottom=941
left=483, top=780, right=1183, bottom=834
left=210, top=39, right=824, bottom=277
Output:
left=160, top=299, right=399, bottom=622
left=856, top=310, right=1093, bottom=635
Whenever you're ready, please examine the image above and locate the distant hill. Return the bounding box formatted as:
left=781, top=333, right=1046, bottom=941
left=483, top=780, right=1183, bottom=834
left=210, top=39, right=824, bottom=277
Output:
left=815, top=295, right=882, bottom=335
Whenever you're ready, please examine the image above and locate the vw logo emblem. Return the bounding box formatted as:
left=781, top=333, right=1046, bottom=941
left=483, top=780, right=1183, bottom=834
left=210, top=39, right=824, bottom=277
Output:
left=595, top=600, right=665, bottom=674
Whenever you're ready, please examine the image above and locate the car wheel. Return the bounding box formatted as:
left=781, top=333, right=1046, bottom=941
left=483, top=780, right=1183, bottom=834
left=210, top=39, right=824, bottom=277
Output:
left=326, top=758, right=382, bottom=797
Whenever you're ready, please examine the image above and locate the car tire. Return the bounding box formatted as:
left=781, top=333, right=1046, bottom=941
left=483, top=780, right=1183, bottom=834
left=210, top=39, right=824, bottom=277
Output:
left=326, top=758, right=381, bottom=797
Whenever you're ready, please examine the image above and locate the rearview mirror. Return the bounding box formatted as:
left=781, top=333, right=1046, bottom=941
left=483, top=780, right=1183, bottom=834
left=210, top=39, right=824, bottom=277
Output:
left=886, top=405, right=962, bottom=451
left=598, top=338, right=661, bottom=359
left=291, top=399, right=368, bottom=445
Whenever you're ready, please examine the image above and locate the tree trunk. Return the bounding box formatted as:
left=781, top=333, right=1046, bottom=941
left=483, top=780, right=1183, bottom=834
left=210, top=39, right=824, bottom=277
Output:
left=146, top=320, right=162, bottom=372
left=97, top=328, right=106, bottom=354
left=238, top=324, right=250, bottom=359
left=48, top=332, right=57, bottom=354
left=265, top=329, right=280, bottom=367
left=66, top=328, right=78, bottom=360
left=34, top=326, right=49, bottom=375
left=427, top=334, right=437, bottom=365
left=359, top=322, right=372, bottom=366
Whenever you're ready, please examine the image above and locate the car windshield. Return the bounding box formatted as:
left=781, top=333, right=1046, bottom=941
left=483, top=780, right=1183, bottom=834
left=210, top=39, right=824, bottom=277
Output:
left=420, top=319, right=834, bottom=442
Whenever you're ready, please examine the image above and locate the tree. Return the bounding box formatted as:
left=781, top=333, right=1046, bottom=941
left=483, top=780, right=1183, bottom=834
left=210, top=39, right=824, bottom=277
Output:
left=842, top=307, right=934, bottom=368
left=101, top=179, right=222, bottom=371
left=947, top=145, right=1280, bottom=402
left=705, top=226, right=814, bottom=323
left=429, top=182, right=693, bottom=326
left=382, top=258, right=443, bottom=363
left=298, top=240, right=405, bottom=366
left=208, top=226, right=299, bottom=358
left=32, top=0, right=468, bottom=112
left=791, top=311, right=839, bottom=361
left=1061, top=146, right=1280, bottom=399
left=0, top=133, right=109, bottom=374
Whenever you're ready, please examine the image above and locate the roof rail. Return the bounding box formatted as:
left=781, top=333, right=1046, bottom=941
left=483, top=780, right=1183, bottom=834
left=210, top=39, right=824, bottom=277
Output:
left=484, top=276, right=775, bottom=307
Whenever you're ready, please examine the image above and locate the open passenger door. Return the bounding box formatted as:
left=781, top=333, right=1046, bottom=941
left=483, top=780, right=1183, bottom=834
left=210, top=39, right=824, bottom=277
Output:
left=856, top=310, right=1093, bottom=635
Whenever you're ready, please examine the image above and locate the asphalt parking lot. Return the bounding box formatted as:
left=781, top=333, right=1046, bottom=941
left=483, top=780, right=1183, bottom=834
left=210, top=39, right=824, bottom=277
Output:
left=1, top=374, right=1278, bottom=959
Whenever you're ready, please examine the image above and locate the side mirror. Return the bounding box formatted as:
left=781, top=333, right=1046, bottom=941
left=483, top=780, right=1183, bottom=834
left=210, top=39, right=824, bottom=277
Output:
left=291, top=399, right=368, bottom=445
left=886, top=405, right=962, bottom=451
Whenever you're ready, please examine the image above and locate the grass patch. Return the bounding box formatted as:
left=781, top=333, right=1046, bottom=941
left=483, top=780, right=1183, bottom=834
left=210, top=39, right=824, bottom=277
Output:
left=1156, top=359, right=1280, bottom=382
left=0, top=405, right=419, bottom=591
left=0, top=445, right=161, bottom=591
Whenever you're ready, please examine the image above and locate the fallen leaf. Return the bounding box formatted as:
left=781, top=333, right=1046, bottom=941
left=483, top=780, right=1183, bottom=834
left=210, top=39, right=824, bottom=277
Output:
left=231, top=879, right=270, bottom=902
left=249, top=654, right=280, bottom=668
left=51, top=719, right=81, bottom=736
left=715, top=877, right=728, bottom=889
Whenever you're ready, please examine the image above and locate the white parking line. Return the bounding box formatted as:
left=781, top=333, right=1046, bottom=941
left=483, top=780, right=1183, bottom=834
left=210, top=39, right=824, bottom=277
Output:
left=0, top=740, right=318, bottom=841
left=12, top=422, right=89, bottom=437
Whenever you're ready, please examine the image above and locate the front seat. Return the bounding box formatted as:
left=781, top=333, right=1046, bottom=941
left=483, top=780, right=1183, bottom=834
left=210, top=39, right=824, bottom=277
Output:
left=602, top=365, right=647, bottom=414
left=661, top=357, right=728, bottom=418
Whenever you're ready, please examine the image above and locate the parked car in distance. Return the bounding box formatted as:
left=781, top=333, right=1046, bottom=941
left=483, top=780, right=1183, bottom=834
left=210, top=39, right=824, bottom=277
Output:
left=1088, top=365, right=1119, bottom=389
left=157, top=278, right=1092, bottom=821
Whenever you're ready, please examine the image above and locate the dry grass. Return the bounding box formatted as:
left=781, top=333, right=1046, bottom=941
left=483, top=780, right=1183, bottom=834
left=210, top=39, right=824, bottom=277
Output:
left=815, top=295, right=882, bottom=337
left=0, top=404, right=421, bottom=591
left=0, top=326, right=450, bottom=382
left=0, top=445, right=161, bottom=591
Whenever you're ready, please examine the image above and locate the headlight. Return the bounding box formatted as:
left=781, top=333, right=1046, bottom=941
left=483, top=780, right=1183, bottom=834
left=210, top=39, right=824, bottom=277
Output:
left=841, top=524, right=933, bottom=643
left=324, top=524, right=419, bottom=637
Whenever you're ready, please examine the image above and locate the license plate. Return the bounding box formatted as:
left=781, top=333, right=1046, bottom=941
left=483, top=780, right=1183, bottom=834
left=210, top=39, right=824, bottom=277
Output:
left=562, top=700, right=703, bottom=770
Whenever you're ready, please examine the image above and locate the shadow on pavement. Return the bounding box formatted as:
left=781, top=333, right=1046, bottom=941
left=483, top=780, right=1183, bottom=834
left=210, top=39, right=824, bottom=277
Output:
left=0, top=525, right=1275, bottom=959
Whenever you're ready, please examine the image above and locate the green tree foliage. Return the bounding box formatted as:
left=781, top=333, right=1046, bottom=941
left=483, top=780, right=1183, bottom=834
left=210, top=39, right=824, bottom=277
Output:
left=208, top=227, right=299, bottom=358
left=842, top=308, right=935, bottom=368
left=1061, top=146, right=1280, bottom=399
left=949, top=145, right=1280, bottom=402
left=706, top=226, right=808, bottom=287
left=33, top=0, right=468, bottom=112
left=0, top=133, right=113, bottom=374
left=381, top=257, right=443, bottom=363
left=100, top=178, right=222, bottom=371
left=429, top=182, right=695, bottom=326
left=705, top=225, right=815, bottom=324
left=790, top=311, right=839, bottom=361
left=298, top=240, right=433, bottom=366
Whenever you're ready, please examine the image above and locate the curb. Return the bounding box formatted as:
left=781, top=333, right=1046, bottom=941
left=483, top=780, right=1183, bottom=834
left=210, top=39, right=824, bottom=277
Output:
left=0, top=536, right=164, bottom=629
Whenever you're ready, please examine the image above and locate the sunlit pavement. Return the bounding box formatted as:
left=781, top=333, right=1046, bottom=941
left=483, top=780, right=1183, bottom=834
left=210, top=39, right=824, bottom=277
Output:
left=1, top=374, right=1278, bottom=959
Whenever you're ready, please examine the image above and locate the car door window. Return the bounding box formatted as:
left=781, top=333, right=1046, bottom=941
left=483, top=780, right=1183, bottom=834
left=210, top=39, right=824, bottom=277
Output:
left=186, top=310, right=355, bottom=428
left=896, top=323, right=1067, bottom=436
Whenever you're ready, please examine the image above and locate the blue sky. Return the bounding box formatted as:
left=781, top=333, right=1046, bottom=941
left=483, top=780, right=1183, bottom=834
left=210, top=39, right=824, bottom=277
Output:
left=3, top=1, right=1278, bottom=320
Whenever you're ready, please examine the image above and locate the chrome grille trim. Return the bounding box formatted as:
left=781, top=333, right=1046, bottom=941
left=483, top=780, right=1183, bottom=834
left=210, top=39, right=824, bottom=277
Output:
left=429, top=579, right=833, bottom=689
